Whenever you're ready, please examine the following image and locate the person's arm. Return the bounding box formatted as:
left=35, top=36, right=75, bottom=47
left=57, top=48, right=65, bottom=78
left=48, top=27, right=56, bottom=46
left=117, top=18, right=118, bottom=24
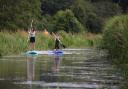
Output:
left=27, top=30, right=30, bottom=42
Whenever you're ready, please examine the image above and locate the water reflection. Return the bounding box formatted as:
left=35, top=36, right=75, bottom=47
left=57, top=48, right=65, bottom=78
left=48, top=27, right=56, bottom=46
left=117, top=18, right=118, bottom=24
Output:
left=27, top=56, right=36, bottom=82
left=40, top=55, right=61, bottom=83
left=26, top=55, right=62, bottom=82
left=0, top=80, right=26, bottom=89
left=52, top=55, right=61, bottom=74
left=0, top=49, right=125, bottom=89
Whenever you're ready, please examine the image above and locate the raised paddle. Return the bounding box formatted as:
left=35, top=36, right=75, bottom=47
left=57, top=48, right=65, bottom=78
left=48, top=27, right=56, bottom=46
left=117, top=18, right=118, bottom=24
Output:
left=27, top=20, right=34, bottom=42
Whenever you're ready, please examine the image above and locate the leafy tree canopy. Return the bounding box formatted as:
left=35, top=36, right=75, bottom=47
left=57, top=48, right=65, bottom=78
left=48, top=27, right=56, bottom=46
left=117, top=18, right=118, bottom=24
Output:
left=0, top=0, right=41, bottom=30
left=51, top=9, right=86, bottom=33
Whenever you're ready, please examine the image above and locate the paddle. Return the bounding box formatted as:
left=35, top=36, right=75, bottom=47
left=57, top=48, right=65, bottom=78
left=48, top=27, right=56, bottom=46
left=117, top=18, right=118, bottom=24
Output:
left=52, top=32, right=66, bottom=48
left=59, top=41, right=66, bottom=48
left=27, top=20, right=34, bottom=42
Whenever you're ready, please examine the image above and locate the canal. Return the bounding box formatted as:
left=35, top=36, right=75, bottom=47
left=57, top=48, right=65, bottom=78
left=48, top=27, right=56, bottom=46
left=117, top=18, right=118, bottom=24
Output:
left=0, top=49, right=125, bottom=89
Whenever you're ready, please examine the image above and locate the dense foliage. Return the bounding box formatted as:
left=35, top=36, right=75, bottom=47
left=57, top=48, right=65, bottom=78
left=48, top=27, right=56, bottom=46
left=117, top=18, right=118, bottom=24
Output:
left=0, top=0, right=41, bottom=30
left=70, top=0, right=101, bottom=33
left=41, top=0, right=73, bottom=15
left=102, top=15, right=128, bottom=83
left=51, top=9, right=85, bottom=33
left=0, top=0, right=127, bottom=33
left=103, top=15, right=128, bottom=64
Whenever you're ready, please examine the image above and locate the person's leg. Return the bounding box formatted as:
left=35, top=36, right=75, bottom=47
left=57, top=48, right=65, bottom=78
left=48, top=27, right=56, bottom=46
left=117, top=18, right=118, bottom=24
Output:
left=55, top=39, right=59, bottom=50
left=32, top=43, right=35, bottom=50
left=29, top=43, right=32, bottom=50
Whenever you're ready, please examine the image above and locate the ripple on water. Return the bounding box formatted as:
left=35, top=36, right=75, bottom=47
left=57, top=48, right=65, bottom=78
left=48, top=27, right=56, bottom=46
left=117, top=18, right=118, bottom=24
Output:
left=0, top=49, right=124, bottom=89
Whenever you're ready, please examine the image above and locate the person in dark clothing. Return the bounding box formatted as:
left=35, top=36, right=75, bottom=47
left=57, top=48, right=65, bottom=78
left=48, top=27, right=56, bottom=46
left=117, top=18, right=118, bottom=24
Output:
left=52, top=33, right=60, bottom=50
left=52, top=32, right=66, bottom=50
left=54, top=36, right=60, bottom=50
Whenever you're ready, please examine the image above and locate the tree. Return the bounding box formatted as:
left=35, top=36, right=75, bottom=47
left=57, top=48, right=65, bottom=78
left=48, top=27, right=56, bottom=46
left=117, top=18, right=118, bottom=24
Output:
left=118, top=0, right=128, bottom=13
left=0, top=0, right=41, bottom=30
left=103, top=15, right=128, bottom=63
left=89, top=1, right=121, bottom=33
left=41, top=0, right=73, bottom=15
left=51, top=9, right=85, bottom=33
left=70, top=0, right=102, bottom=33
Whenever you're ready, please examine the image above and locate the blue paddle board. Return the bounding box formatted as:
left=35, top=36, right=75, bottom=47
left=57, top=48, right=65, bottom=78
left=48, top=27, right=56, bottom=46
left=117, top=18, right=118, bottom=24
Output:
left=26, top=50, right=63, bottom=55
left=26, top=51, right=38, bottom=55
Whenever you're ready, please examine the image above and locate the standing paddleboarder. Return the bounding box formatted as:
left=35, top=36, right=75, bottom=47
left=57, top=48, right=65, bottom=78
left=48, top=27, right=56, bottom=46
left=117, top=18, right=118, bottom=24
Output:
left=28, top=27, right=36, bottom=50
left=52, top=32, right=66, bottom=50
left=28, top=20, right=37, bottom=50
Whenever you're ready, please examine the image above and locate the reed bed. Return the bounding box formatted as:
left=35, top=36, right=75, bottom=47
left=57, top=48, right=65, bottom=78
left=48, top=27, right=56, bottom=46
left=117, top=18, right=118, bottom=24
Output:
left=0, top=31, right=101, bottom=56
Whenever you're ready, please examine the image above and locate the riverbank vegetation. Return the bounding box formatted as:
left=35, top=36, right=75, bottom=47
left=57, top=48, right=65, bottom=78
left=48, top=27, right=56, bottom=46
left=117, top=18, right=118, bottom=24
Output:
left=102, top=15, right=128, bottom=88
left=0, top=31, right=102, bottom=56
left=0, top=0, right=126, bottom=56
left=0, top=0, right=125, bottom=32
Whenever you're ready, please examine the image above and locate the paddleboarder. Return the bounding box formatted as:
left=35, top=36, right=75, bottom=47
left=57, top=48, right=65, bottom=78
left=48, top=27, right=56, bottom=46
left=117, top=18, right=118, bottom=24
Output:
left=28, top=27, right=37, bottom=50
left=52, top=32, right=66, bottom=50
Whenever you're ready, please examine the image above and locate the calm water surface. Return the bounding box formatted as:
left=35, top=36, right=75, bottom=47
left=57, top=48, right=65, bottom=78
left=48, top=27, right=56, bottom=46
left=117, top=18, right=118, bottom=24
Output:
left=0, top=49, right=125, bottom=89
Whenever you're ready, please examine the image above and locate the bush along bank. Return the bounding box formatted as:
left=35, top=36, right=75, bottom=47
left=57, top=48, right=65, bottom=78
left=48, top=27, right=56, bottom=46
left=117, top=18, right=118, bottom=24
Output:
left=102, top=15, right=128, bottom=87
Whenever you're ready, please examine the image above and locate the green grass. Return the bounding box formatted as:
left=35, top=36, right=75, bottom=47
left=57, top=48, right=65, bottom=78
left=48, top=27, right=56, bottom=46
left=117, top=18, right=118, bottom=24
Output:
left=0, top=31, right=102, bottom=56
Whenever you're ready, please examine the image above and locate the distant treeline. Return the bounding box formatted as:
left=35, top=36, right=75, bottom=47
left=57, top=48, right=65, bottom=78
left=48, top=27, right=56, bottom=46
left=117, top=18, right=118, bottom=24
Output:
left=0, top=0, right=128, bottom=33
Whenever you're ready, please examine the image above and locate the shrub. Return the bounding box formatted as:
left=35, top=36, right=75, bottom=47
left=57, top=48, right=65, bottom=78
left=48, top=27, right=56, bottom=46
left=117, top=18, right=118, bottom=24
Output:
left=51, top=9, right=86, bottom=33
left=102, top=15, right=128, bottom=64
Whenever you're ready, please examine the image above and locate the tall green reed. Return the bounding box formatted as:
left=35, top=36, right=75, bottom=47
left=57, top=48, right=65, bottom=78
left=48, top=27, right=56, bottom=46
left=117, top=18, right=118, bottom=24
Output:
left=0, top=30, right=101, bottom=56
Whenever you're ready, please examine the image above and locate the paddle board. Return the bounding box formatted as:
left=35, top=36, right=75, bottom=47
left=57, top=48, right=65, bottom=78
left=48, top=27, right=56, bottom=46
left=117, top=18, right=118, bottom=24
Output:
left=26, top=50, right=63, bottom=55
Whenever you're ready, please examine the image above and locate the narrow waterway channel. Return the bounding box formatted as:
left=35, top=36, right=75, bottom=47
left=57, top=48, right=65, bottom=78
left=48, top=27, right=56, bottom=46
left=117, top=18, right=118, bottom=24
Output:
left=0, top=49, right=125, bottom=89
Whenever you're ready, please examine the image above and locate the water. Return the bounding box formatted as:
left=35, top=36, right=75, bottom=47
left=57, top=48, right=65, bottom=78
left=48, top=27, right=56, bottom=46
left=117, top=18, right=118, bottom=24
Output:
left=0, top=49, right=125, bottom=89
